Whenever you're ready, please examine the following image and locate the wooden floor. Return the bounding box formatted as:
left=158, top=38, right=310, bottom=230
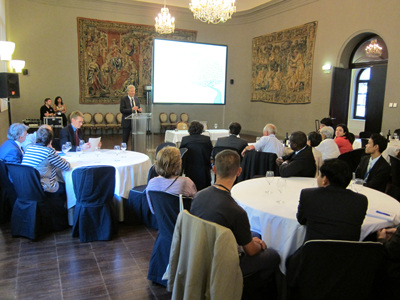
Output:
left=0, top=132, right=257, bottom=300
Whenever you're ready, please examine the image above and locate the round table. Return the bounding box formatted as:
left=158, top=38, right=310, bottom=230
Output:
left=62, top=149, right=152, bottom=222
left=231, top=177, right=400, bottom=273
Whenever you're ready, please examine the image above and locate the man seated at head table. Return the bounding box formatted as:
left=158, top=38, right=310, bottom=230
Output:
left=40, top=97, right=55, bottom=123
left=214, top=122, right=248, bottom=155
left=22, top=126, right=71, bottom=195
left=315, top=126, right=340, bottom=161
left=59, top=110, right=99, bottom=152
left=0, top=123, right=28, bottom=163
left=241, top=123, right=284, bottom=157
left=355, top=133, right=391, bottom=193
left=276, top=131, right=316, bottom=178
left=191, top=150, right=280, bottom=282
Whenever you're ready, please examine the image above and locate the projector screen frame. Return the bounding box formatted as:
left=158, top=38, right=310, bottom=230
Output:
left=152, top=38, right=228, bottom=106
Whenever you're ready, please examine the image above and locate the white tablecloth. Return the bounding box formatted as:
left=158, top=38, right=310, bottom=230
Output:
left=382, top=140, right=400, bottom=163
left=165, top=129, right=229, bottom=145
left=231, top=177, right=400, bottom=273
left=62, top=150, right=151, bottom=222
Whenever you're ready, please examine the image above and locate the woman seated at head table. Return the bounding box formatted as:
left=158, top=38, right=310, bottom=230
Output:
left=334, top=124, right=354, bottom=155
left=146, top=146, right=197, bottom=214
left=53, top=96, right=68, bottom=127
left=22, top=126, right=71, bottom=195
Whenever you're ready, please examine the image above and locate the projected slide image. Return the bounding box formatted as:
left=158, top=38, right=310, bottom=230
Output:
left=153, top=39, right=227, bottom=105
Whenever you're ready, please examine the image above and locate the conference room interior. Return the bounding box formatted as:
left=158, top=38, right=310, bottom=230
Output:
left=1, top=0, right=400, bottom=299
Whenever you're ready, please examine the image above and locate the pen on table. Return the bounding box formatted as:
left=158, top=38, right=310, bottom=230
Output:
left=376, top=210, right=391, bottom=217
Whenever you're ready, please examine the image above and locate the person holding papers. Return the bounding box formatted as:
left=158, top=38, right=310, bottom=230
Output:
left=60, top=111, right=94, bottom=152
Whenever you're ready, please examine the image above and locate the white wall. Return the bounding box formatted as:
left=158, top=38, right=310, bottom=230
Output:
left=4, top=0, right=400, bottom=142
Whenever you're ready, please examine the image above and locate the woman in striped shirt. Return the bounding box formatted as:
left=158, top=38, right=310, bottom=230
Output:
left=22, top=126, right=71, bottom=194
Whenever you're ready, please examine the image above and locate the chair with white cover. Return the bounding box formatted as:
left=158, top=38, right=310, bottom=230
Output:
left=93, top=112, right=107, bottom=135
left=82, top=112, right=94, bottom=135
left=71, top=166, right=118, bottom=242
left=105, top=113, right=119, bottom=134
left=169, top=113, right=178, bottom=129
left=286, top=240, right=384, bottom=300
left=167, top=210, right=243, bottom=300
left=147, top=191, right=192, bottom=286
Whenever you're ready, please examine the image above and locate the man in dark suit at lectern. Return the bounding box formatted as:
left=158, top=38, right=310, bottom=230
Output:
left=120, top=85, right=142, bottom=146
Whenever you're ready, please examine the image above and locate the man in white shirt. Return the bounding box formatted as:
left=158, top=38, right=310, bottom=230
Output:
left=241, top=123, right=284, bottom=157
left=315, top=126, right=340, bottom=161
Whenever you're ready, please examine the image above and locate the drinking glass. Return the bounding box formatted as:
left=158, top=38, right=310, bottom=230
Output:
left=276, top=178, right=286, bottom=204
left=62, top=144, right=68, bottom=156
left=214, top=123, right=218, bottom=129
left=65, top=142, right=72, bottom=155
left=114, top=145, right=121, bottom=161
left=95, top=146, right=101, bottom=163
left=394, top=133, right=398, bottom=141
left=121, top=143, right=127, bottom=158
left=353, top=179, right=364, bottom=193
left=79, top=140, right=85, bottom=147
left=265, top=171, right=274, bottom=194
left=76, top=146, right=82, bottom=162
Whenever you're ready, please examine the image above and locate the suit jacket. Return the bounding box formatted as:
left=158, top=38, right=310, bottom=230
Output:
left=297, top=185, right=368, bottom=242
left=280, top=145, right=316, bottom=178
left=0, top=139, right=23, bottom=163
left=59, top=124, right=84, bottom=152
left=180, top=134, right=213, bottom=191
left=214, top=135, right=248, bottom=155
left=120, top=95, right=141, bottom=128
left=355, top=155, right=391, bottom=193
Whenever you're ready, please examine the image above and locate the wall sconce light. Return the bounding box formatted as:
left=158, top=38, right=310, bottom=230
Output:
left=11, top=60, right=26, bottom=73
left=322, top=64, right=332, bottom=74
left=0, top=41, right=16, bottom=60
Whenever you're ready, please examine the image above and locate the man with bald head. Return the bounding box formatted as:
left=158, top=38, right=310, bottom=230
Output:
left=242, top=123, right=284, bottom=157
left=276, top=131, right=316, bottom=178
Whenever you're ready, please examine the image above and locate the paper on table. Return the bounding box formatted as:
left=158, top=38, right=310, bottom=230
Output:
left=88, top=137, right=101, bottom=151
left=366, top=208, right=396, bottom=222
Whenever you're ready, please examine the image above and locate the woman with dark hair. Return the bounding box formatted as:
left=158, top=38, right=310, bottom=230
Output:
left=53, top=96, right=68, bottom=126
left=22, top=127, right=70, bottom=194
left=334, top=124, right=354, bottom=155
left=180, top=121, right=213, bottom=191
left=146, top=147, right=197, bottom=213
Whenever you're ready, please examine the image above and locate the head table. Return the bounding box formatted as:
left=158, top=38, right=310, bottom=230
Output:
left=164, top=129, right=229, bottom=146
left=231, top=177, right=400, bottom=274
left=61, top=150, right=152, bottom=223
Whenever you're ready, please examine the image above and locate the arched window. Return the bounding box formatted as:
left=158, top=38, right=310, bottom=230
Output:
left=353, top=68, right=370, bottom=120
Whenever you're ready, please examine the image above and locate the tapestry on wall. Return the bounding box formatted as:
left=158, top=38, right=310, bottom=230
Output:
left=77, top=17, right=197, bottom=104
left=251, top=21, right=317, bottom=104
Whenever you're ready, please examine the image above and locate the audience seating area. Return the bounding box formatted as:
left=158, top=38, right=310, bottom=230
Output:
left=159, top=112, right=190, bottom=132
left=80, top=112, right=122, bottom=135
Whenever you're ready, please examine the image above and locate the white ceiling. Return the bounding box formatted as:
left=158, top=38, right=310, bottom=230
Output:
left=134, top=0, right=272, bottom=12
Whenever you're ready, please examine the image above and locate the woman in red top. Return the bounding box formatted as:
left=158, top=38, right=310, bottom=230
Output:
left=334, top=124, right=354, bottom=154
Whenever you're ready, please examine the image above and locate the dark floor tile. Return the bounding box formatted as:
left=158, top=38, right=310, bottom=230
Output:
left=58, top=254, right=98, bottom=274
left=0, top=278, right=16, bottom=298
left=107, top=284, right=155, bottom=299
left=60, top=268, right=104, bottom=290
left=0, top=260, right=18, bottom=279
left=15, top=278, right=62, bottom=299
left=62, top=284, right=109, bottom=300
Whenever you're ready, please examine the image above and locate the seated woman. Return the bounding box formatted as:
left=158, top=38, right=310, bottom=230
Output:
left=146, top=146, right=197, bottom=213
left=180, top=121, right=213, bottom=191
left=53, top=96, right=68, bottom=126
left=334, top=124, right=354, bottom=155
left=22, top=126, right=71, bottom=195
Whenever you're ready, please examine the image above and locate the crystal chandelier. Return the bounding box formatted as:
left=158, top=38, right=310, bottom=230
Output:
left=189, top=0, right=236, bottom=24
left=365, top=39, right=383, bottom=57
left=155, top=0, right=175, bottom=34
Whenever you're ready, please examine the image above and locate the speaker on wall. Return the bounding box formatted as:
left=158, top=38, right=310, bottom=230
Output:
left=0, top=72, right=20, bottom=98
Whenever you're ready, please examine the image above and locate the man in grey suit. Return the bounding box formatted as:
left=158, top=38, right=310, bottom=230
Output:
left=120, top=85, right=142, bottom=145
left=213, top=122, right=248, bottom=156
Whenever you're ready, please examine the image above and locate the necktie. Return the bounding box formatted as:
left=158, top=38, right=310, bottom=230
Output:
left=364, top=161, right=372, bottom=180
left=75, top=130, right=79, bottom=146
left=130, top=97, right=134, bottom=107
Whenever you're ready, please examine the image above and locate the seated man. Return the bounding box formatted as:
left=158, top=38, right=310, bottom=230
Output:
left=214, top=122, right=248, bottom=155
left=59, top=111, right=92, bottom=152
left=307, top=131, right=323, bottom=176
left=315, top=126, right=340, bottom=161
left=318, top=117, right=333, bottom=131
left=297, top=159, right=368, bottom=242
left=276, top=131, right=316, bottom=178
left=22, top=126, right=71, bottom=194
left=355, top=133, right=391, bottom=193
left=241, top=123, right=283, bottom=157
left=191, top=150, right=280, bottom=281
left=21, top=124, right=52, bottom=152
left=0, top=123, right=28, bottom=163
left=40, top=97, right=55, bottom=123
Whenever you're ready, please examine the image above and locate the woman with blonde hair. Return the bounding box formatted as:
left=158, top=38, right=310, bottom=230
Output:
left=146, top=146, right=197, bottom=213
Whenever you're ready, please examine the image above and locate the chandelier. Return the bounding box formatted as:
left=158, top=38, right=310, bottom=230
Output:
left=365, top=39, right=383, bottom=57
left=189, top=0, right=236, bottom=24
left=155, top=0, right=175, bottom=34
